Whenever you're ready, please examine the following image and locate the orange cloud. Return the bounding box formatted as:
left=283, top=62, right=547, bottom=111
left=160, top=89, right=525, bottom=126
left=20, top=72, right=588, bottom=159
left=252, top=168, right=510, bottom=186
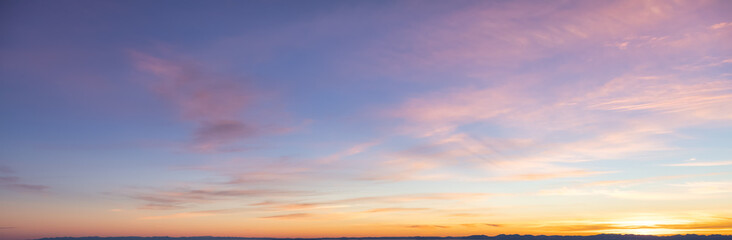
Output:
left=406, top=224, right=450, bottom=229
left=260, top=213, right=313, bottom=220
left=539, top=217, right=732, bottom=234
left=364, top=208, right=429, bottom=213
left=141, top=209, right=237, bottom=220
left=0, top=166, right=48, bottom=193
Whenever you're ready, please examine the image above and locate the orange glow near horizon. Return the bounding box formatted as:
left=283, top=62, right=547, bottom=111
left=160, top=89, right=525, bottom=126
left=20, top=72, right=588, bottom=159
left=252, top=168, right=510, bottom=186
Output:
left=1, top=0, right=731, bottom=239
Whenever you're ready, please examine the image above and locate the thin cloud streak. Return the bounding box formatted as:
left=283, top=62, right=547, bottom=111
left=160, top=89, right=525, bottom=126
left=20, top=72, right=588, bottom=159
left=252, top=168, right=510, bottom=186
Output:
left=666, top=161, right=732, bottom=167
left=132, top=187, right=308, bottom=210
left=364, top=208, right=429, bottom=213
left=130, top=51, right=288, bottom=152
left=492, top=170, right=614, bottom=182
left=141, top=209, right=240, bottom=220
left=260, top=213, right=312, bottom=220
left=0, top=166, right=48, bottom=193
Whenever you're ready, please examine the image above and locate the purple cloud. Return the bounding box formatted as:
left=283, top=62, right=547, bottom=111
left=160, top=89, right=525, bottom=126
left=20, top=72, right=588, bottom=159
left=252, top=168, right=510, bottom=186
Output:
left=130, top=51, right=287, bottom=152
left=0, top=167, right=48, bottom=193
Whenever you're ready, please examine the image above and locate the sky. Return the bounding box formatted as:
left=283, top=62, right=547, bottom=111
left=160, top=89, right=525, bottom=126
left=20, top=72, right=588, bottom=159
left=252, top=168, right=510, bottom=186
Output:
left=1, top=0, right=732, bottom=239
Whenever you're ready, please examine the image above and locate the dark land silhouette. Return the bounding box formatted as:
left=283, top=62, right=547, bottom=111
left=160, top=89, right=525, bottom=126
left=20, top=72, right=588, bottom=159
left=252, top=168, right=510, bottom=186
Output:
left=37, top=234, right=732, bottom=240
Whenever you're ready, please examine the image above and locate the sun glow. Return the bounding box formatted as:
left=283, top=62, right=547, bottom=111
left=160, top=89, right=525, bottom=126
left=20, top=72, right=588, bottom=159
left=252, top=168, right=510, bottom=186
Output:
left=601, top=218, right=692, bottom=235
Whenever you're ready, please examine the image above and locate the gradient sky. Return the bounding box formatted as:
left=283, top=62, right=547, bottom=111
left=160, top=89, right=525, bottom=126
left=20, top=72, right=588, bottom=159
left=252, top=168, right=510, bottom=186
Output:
left=1, top=0, right=732, bottom=239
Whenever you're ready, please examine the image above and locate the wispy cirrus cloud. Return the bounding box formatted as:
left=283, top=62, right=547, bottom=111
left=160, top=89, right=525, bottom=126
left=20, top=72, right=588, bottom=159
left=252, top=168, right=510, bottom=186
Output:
left=365, top=0, right=721, bottom=78
left=260, top=213, right=313, bottom=220
left=131, top=51, right=289, bottom=152
left=399, top=223, right=502, bottom=230
left=132, top=187, right=306, bottom=210
left=339, top=193, right=493, bottom=204
left=0, top=165, right=48, bottom=193
left=141, top=209, right=240, bottom=220
left=376, top=59, right=730, bottom=184
left=580, top=173, right=719, bottom=187
left=367, top=0, right=730, bottom=176
left=577, top=76, right=732, bottom=121
left=406, top=224, right=450, bottom=229
left=493, top=170, right=614, bottom=182
left=666, top=161, right=732, bottom=167
left=364, top=208, right=429, bottom=213
left=671, top=181, right=732, bottom=195
left=461, top=223, right=502, bottom=228
left=252, top=194, right=492, bottom=220
left=539, top=173, right=732, bottom=201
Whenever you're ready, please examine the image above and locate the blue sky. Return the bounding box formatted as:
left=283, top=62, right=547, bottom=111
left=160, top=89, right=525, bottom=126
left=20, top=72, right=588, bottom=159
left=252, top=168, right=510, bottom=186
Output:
left=1, top=0, right=732, bottom=239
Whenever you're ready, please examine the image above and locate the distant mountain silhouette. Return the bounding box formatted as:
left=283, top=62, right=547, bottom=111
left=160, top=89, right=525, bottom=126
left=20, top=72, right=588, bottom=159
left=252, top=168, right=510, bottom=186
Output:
left=38, top=234, right=732, bottom=240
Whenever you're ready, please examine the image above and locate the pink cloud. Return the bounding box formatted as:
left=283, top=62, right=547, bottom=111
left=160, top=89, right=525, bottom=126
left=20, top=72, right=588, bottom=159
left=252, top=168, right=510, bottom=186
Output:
left=141, top=209, right=238, bottom=220
left=260, top=213, right=312, bottom=220
left=492, top=170, right=613, bottom=182
left=361, top=0, right=716, bottom=78
left=373, top=6, right=732, bottom=180
left=0, top=166, right=48, bottom=193
left=578, top=75, right=732, bottom=121
left=390, top=84, right=527, bottom=125
left=0, top=176, right=48, bottom=192
left=132, top=187, right=306, bottom=210
left=130, top=51, right=286, bottom=152
left=666, top=161, right=732, bottom=167
left=406, top=224, right=450, bottom=229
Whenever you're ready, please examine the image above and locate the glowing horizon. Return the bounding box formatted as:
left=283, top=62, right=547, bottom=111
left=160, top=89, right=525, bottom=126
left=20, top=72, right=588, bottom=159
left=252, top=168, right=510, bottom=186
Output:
left=1, top=0, right=731, bottom=240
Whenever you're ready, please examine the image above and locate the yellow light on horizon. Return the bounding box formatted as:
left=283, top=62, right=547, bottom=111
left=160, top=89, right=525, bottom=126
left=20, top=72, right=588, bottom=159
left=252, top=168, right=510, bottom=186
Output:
left=599, top=217, right=692, bottom=235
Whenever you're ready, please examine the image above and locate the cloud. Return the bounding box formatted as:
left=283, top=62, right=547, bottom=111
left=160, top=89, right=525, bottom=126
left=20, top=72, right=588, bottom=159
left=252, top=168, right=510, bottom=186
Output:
left=390, top=85, right=525, bottom=126
left=0, top=167, right=48, bottom=193
left=448, top=213, right=484, bottom=218
left=401, top=222, right=502, bottom=229
left=666, top=161, right=732, bottom=167
left=581, top=173, right=716, bottom=187
left=656, top=219, right=732, bottom=230
left=130, top=51, right=286, bottom=152
left=260, top=213, right=312, bottom=220
left=366, top=0, right=731, bottom=183
left=102, top=3, right=732, bottom=231
left=340, top=193, right=493, bottom=204
left=579, top=75, right=732, bottom=121
left=364, top=208, right=429, bottom=213
left=542, top=223, right=643, bottom=232
left=710, top=22, right=732, bottom=30
left=539, top=174, right=732, bottom=201
left=317, top=140, right=382, bottom=164
left=406, top=224, right=450, bottom=229
left=376, top=59, right=730, bottom=184
left=460, top=223, right=502, bottom=228
left=141, top=209, right=239, bottom=220
left=671, top=181, right=732, bottom=195
left=365, top=0, right=716, bottom=78
left=493, top=170, right=613, bottom=181
left=244, top=192, right=491, bottom=218
left=540, top=218, right=732, bottom=233
left=133, top=187, right=306, bottom=210
left=250, top=201, right=346, bottom=211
